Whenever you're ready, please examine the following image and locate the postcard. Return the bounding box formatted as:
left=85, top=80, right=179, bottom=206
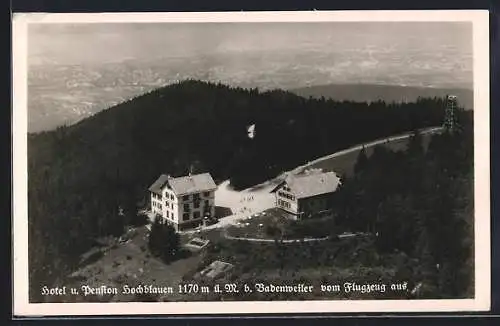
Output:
left=12, top=10, right=490, bottom=316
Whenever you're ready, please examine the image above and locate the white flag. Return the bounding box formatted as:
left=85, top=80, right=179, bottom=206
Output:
left=247, top=124, right=256, bottom=139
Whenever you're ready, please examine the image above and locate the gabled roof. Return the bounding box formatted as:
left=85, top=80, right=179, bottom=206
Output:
left=148, top=174, right=169, bottom=195
left=271, top=171, right=341, bottom=199
left=149, top=173, right=217, bottom=196
left=169, top=173, right=217, bottom=196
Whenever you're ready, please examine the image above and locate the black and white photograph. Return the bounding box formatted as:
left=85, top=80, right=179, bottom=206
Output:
left=12, top=11, right=490, bottom=315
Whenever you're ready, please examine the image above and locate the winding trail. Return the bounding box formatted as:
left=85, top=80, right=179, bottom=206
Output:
left=223, top=232, right=331, bottom=243
left=288, top=126, right=443, bottom=176
left=222, top=230, right=371, bottom=243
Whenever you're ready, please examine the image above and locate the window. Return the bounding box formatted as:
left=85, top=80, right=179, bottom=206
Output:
left=279, top=200, right=290, bottom=209
left=183, top=213, right=190, bottom=221
left=183, top=195, right=190, bottom=201
left=193, top=193, right=200, bottom=200
left=170, top=194, right=174, bottom=200
left=166, top=211, right=170, bottom=218
left=203, top=191, right=210, bottom=197
left=194, top=201, right=200, bottom=209
left=278, top=191, right=294, bottom=201
left=184, top=203, right=190, bottom=211
left=204, top=200, right=209, bottom=206
left=193, top=211, right=200, bottom=219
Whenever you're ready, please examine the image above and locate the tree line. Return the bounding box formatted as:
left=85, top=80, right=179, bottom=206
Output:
left=335, top=109, right=474, bottom=298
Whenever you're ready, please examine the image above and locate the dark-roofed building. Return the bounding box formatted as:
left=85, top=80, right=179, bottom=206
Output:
left=148, top=173, right=217, bottom=231
left=271, top=170, right=341, bottom=219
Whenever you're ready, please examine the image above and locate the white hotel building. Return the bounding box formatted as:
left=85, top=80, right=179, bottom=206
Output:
left=148, top=172, right=217, bottom=231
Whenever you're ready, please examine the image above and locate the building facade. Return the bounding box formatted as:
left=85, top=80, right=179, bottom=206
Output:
left=149, top=173, right=217, bottom=231
left=272, top=171, right=341, bottom=220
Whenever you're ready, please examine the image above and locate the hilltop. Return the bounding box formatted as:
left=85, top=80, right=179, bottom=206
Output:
left=27, top=79, right=452, bottom=301
left=291, top=84, right=473, bottom=110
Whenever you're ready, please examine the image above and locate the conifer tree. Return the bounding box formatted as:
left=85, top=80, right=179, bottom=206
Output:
left=354, top=146, right=368, bottom=175
left=148, top=215, right=164, bottom=256
left=161, top=224, right=180, bottom=262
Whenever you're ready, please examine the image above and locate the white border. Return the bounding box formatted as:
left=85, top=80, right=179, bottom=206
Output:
left=12, top=10, right=491, bottom=316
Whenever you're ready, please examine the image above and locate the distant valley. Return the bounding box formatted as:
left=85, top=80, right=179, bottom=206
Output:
left=27, top=61, right=473, bottom=133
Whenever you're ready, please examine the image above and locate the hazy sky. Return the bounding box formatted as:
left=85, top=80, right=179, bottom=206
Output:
left=28, top=22, right=472, bottom=88
left=29, top=22, right=472, bottom=63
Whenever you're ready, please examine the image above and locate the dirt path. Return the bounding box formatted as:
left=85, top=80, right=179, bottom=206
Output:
left=290, top=126, right=443, bottom=175
left=223, top=232, right=330, bottom=243
left=222, top=230, right=370, bottom=243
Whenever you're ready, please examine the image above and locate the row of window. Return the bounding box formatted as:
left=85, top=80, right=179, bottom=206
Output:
left=153, top=191, right=211, bottom=202
left=182, top=191, right=211, bottom=202
left=182, top=210, right=203, bottom=221
left=154, top=201, right=212, bottom=214
left=278, top=191, right=295, bottom=201
left=183, top=200, right=210, bottom=211
left=158, top=207, right=213, bottom=222
left=277, top=199, right=291, bottom=209
left=165, top=210, right=174, bottom=220
left=152, top=192, right=175, bottom=201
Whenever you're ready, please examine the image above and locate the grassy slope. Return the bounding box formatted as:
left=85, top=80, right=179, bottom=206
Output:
left=290, top=84, right=473, bottom=110
left=306, top=133, right=434, bottom=177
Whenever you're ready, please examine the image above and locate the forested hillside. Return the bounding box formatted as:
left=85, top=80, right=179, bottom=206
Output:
left=291, top=84, right=474, bottom=110
left=336, top=110, right=474, bottom=298
left=28, top=80, right=451, bottom=301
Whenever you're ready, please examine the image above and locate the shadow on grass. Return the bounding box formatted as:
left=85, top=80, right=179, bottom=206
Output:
left=153, top=248, right=195, bottom=265
left=215, top=206, right=233, bottom=218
